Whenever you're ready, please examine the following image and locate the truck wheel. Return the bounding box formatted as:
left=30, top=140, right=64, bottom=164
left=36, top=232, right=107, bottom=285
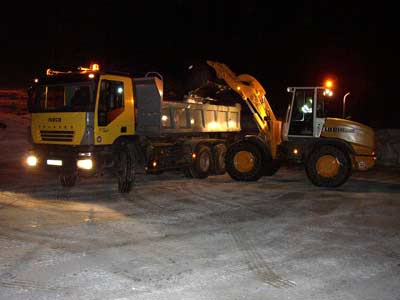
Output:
left=225, top=142, right=263, bottom=181
left=189, top=145, right=212, bottom=179
left=263, top=159, right=281, bottom=176
left=59, top=173, right=77, bottom=187
left=213, top=143, right=227, bottom=175
left=305, top=145, right=351, bottom=187
left=183, top=168, right=193, bottom=178
left=117, top=144, right=136, bottom=193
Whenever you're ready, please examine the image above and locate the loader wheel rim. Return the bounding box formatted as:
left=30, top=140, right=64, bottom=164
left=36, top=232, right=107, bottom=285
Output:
left=234, top=151, right=255, bottom=173
left=316, top=154, right=340, bottom=178
left=199, top=151, right=210, bottom=172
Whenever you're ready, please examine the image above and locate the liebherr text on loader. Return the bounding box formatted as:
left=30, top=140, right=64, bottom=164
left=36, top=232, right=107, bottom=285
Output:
left=207, top=61, right=376, bottom=187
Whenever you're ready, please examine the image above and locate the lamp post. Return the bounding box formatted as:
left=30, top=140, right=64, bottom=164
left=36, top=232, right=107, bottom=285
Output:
left=342, top=92, right=350, bottom=118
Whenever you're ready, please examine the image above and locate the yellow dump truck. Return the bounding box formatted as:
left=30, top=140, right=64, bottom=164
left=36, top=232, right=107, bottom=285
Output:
left=26, top=64, right=242, bottom=192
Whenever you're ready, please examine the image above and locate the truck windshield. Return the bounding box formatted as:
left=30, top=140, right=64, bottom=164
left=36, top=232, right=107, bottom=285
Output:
left=28, top=82, right=95, bottom=113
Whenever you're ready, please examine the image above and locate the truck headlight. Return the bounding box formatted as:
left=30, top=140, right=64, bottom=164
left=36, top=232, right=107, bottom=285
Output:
left=77, top=159, right=93, bottom=170
left=26, top=155, right=38, bottom=167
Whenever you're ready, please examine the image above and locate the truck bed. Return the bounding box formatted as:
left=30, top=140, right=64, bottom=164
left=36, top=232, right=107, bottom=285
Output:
left=134, top=77, right=241, bottom=136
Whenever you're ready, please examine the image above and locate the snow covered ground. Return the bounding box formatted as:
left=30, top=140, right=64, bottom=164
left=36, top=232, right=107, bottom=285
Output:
left=0, top=112, right=399, bottom=300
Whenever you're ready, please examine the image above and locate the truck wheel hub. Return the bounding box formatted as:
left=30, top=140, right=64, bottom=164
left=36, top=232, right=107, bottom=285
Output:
left=199, top=152, right=210, bottom=172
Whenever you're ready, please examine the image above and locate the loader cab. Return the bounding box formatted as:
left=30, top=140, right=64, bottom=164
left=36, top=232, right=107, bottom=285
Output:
left=282, top=87, right=333, bottom=140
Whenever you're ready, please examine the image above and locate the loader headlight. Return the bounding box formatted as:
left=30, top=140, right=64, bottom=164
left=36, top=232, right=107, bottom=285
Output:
left=26, top=155, right=38, bottom=167
left=77, top=159, right=93, bottom=170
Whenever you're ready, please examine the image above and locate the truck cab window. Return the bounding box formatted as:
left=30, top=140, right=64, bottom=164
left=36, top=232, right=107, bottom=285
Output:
left=98, top=80, right=124, bottom=126
left=46, top=86, right=65, bottom=110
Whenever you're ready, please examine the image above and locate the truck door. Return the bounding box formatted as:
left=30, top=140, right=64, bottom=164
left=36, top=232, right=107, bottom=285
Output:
left=94, top=75, right=134, bottom=145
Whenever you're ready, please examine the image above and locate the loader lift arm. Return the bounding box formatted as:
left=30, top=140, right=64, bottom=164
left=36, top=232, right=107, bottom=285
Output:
left=206, top=60, right=281, bottom=158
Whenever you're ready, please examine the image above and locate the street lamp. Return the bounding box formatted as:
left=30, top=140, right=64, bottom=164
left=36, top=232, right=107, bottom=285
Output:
left=342, top=92, right=350, bottom=118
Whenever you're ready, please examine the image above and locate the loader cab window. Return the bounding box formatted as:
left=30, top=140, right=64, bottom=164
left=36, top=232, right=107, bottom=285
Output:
left=98, top=80, right=124, bottom=126
left=288, top=89, right=314, bottom=136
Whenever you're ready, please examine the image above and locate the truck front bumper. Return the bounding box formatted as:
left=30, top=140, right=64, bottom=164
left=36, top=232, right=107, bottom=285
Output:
left=24, top=145, right=108, bottom=175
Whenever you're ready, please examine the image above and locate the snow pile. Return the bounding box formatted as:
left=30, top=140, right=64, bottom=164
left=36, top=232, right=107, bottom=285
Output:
left=376, top=129, right=400, bottom=167
left=0, top=112, right=31, bottom=164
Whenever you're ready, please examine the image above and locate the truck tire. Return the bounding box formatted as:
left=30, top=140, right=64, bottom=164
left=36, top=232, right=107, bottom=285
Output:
left=183, top=168, right=193, bottom=178
left=116, top=144, right=136, bottom=193
left=59, top=173, right=77, bottom=187
left=225, top=142, right=263, bottom=181
left=305, top=145, right=351, bottom=187
left=213, top=143, right=227, bottom=175
left=189, top=145, right=212, bottom=179
left=263, top=159, right=281, bottom=176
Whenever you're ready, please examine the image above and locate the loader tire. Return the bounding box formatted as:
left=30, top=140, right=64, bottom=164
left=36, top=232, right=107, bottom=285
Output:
left=225, top=142, right=263, bottom=181
left=305, top=145, right=351, bottom=187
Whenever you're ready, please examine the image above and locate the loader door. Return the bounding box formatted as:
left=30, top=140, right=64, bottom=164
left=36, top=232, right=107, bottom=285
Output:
left=288, top=89, right=315, bottom=137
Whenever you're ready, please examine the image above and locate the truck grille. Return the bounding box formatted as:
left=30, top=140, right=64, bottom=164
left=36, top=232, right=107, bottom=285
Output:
left=40, top=130, right=74, bottom=142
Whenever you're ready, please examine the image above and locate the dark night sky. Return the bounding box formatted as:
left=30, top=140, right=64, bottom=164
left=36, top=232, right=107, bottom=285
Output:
left=1, top=1, right=399, bottom=128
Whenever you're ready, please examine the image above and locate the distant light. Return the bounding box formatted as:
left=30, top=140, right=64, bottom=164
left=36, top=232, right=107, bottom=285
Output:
left=190, top=118, right=195, bottom=125
left=91, top=63, right=100, bottom=71
left=34, top=78, right=39, bottom=83
left=192, top=153, right=196, bottom=159
left=152, top=161, right=157, bottom=168
left=161, top=115, right=168, bottom=121
left=88, top=73, right=95, bottom=79
left=293, top=148, right=299, bottom=155
left=323, top=89, right=333, bottom=97
left=236, top=86, right=241, bottom=91
left=325, top=80, right=333, bottom=88
left=188, top=65, right=193, bottom=70
left=77, top=159, right=93, bottom=170
left=117, top=87, right=123, bottom=94
left=26, top=155, right=38, bottom=167
left=228, top=120, right=236, bottom=128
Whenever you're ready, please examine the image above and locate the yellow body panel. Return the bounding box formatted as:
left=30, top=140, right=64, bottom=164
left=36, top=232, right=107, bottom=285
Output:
left=31, top=112, right=87, bottom=145
left=94, top=75, right=135, bottom=145
left=321, top=118, right=376, bottom=170
left=353, top=155, right=376, bottom=171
